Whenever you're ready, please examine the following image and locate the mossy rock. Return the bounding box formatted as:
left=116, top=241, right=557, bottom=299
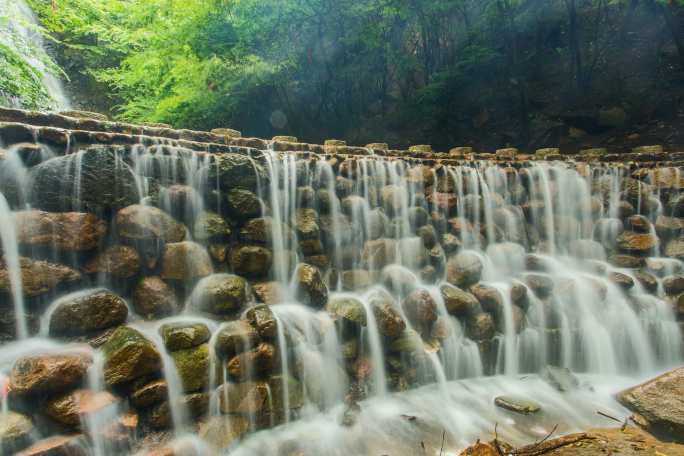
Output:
left=170, top=343, right=210, bottom=393
left=102, top=326, right=162, bottom=386
left=160, top=322, right=211, bottom=351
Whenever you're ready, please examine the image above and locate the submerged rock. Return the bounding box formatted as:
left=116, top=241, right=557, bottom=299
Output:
left=618, top=366, right=684, bottom=442
left=541, top=365, right=580, bottom=392
left=48, top=289, right=128, bottom=337
left=102, top=326, right=162, bottom=386
left=494, top=395, right=541, bottom=414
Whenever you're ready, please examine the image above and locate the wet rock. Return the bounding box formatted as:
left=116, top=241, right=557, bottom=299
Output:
left=82, top=245, right=140, bottom=279
left=616, top=231, right=658, bottom=255
left=655, top=215, right=683, bottom=240
left=132, top=276, right=179, bottom=319
left=0, top=411, right=33, bottom=453
left=160, top=241, right=213, bottom=281
left=635, top=271, right=658, bottom=294
left=381, top=265, right=419, bottom=296
left=458, top=442, right=500, bottom=456
left=46, top=389, right=118, bottom=427
left=245, top=304, right=278, bottom=338
left=14, top=211, right=107, bottom=251
left=170, top=344, right=209, bottom=392
left=609, top=272, right=635, bottom=291
left=389, top=329, right=424, bottom=353
left=160, top=322, right=210, bottom=351
left=239, top=217, right=275, bottom=244
left=10, top=353, right=91, bottom=396
left=609, top=254, right=644, bottom=268
left=617, top=367, right=684, bottom=442
left=524, top=273, right=554, bottom=298
left=15, top=434, right=87, bottom=456
left=229, top=245, right=273, bottom=278
left=295, top=263, right=328, bottom=308
left=367, top=290, right=406, bottom=338
left=663, top=275, right=684, bottom=296
left=627, top=215, right=652, bottom=233
left=541, top=365, right=580, bottom=392
left=130, top=379, right=168, bottom=408
left=252, top=281, right=283, bottom=304
left=227, top=343, right=277, bottom=380
left=147, top=393, right=208, bottom=430
left=198, top=415, right=249, bottom=451
left=49, top=289, right=128, bottom=337
left=441, top=284, right=479, bottom=317
left=116, top=205, right=186, bottom=244
left=340, top=269, right=372, bottom=291
left=102, top=326, right=162, bottom=386
left=665, top=239, right=684, bottom=260
left=0, top=257, right=80, bottom=297
left=471, top=284, right=503, bottom=313
left=446, top=252, right=483, bottom=288
left=193, top=211, right=231, bottom=242
left=189, top=274, right=248, bottom=315
left=403, top=289, right=438, bottom=323
left=466, top=312, right=495, bottom=341
left=568, top=239, right=604, bottom=260
left=30, top=146, right=139, bottom=214
left=494, top=395, right=541, bottom=414
left=206, top=153, right=267, bottom=192
left=214, top=320, right=259, bottom=359
left=328, top=296, right=367, bottom=326
left=226, top=189, right=262, bottom=219
left=293, top=208, right=320, bottom=240
left=361, top=239, right=397, bottom=269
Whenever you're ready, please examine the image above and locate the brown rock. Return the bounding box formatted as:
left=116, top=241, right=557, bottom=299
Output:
left=10, top=353, right=91, bottom=396
left=0, top=257, right=81, bottom=297
left=295, top=263, right=328, bottom=308
left=46, top=389, right=118, bottom=427
left=161, top=241, right=213, bottom=281
left=48, top=289, right=128, bottom=337
left=15, top=434, right=87, bottom=456
left=616, top=231, right=658, bottom=255
left=229, top=245, right=273, bottom=278
left=115, top=205, right=185, bottom=243
left=15, top=211, right=106, bottom=251
left=227, top=343, right=277, bottom=380
left=132, top=276, right=179, bottom=319
left=618, top=367, right=684, bottom=442
left=130, top=379, right=168, bottom=408
left=403, top=289, right=438, bottom=323
left=82, top=245, right=140, bottom=279
left=214, top=320, right=259, bottom=359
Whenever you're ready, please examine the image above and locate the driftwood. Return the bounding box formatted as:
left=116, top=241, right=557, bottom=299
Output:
left=509, top=432, right=595, bottom=455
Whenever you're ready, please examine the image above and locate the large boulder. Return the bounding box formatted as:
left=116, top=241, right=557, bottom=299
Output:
left=170, top=344, right=210, bottom=393
left=82, top=245, right=141, bottom=279
left=48, top=289, right=128, bottom=337
left=160, top=242, right=213, bottom=281
left=441, top=283, right=479, bottom=317
left=0, top=411, right=33, bottom=453
left=30, top=146, right=139, bottom=214
left=132, top=276, right=179, bottom=319
left=229, top=245, right=273, bottom=278
left=189, top=274, right=249, bottom=315
left=10, top=353, right=91, bottom=396
left=0, top=257, right=80, bottom=298
left=115, top=205, right=186, bottom=244
left=447, top=252, right=483, bottom=288
left=102, top=326, right=162, bottom=386
left=617, top=367, right=684, bottom=442
left=295, top=263, right=328, bottom=308
left=206, top=153, right=267, bottom=192
left=14, top=211, right=106, bottom=251
left=403, top=289, right=438, bottom=323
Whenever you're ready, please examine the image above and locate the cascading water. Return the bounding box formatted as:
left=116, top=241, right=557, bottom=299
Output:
left=0, top=0, right=70, bottom=110
left=0, top=111, right=682, bottom=454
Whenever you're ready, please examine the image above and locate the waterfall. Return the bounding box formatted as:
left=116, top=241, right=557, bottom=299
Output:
left=0, top=0, right=69, bottom=110
left=0, top=111, right=682, bottom=454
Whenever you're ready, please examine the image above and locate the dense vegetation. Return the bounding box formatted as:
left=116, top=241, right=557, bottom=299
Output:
left=4, top=0, right=684, bottom=149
